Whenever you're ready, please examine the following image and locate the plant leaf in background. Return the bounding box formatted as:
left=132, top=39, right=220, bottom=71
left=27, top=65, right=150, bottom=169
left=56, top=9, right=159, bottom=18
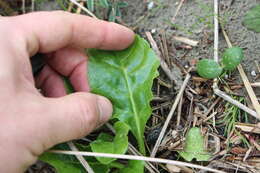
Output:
left=40, top=152, right=84, bottom=173
left=108, top=7, right=116, bottom=22
left=117, top=2, right=129, bottom=8
left=88, top=35, right=160, bottom=154
left=178, top=127, right=211, bottom=161
left=99, top=0, right=109, bottom=8
left=87, top=0, right=94, bottom=12
left=221, top=47, right=244, bottom=70
left=243, top=4, right=260, bottom=33
left=90, top=121, right=130, bottom=164
left=40, top=144, right=85, bottom=173
left=196, top=59, right=222, bottom=79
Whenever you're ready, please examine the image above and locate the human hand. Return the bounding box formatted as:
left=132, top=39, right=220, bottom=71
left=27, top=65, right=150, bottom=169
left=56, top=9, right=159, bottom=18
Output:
left=0, top=11, right=134, bottom=173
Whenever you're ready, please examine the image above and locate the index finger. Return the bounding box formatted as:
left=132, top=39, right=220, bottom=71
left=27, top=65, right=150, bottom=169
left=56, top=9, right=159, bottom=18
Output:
left=10, top=11, right=135, bottom=55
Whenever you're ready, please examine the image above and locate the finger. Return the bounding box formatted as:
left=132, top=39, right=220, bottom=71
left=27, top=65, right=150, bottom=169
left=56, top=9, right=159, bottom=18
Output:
left=35, top=65, right=67, bottom=97
left=41, top=93, right=112, bottom=148
left=46, top=47, right=90, bottom=92
left=10, top=11, right=135, bottom=55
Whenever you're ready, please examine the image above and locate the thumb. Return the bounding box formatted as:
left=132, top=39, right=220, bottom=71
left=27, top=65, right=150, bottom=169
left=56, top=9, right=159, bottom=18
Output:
left=40, top=92, right=112, bottom=149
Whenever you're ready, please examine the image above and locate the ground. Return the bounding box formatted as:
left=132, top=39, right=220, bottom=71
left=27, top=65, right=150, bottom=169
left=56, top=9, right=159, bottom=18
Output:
left=1, top=0, right=260, bottom=172
left=122, top=0, right=260, bottom=79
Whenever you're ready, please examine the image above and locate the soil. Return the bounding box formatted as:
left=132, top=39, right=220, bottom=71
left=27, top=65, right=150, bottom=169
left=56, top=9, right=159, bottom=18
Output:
left=122, top=0, right=260, bottom=82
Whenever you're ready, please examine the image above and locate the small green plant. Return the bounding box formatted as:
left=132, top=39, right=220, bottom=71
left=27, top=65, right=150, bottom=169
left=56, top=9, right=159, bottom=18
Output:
left=178, top=127, right=211, bottom=161
left=242, top=4, right=260, bottom=33
left=41, top=35, right=160, bottom=173
left=196, top=46, right=244, bottom=79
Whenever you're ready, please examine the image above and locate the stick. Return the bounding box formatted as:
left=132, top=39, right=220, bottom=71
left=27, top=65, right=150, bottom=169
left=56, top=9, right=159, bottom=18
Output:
left=22, top=0, right=25, bottom=14
left=145, top=32, right=181, bottom=86
left=212, top=0, right=260, bottom=120
left=67, top=142, right=94, bottom=173
left=172, top=36, right=198, bottom=47
left=49, top=150, right=225, bottom=173
left=31, top=0, right=35, bottom=11
left=76, top=1, right=84, bottom=14
left=69, top=0, right=97, bottom=18
left=171, top=0, right=185, bottom=22
left=213, top=88, right=259, bottom=120
left=221, top=22, right=260, bottom=119
left=150, top=73, right=191, bottom=157
left=237, top=64, right=260, bottom=118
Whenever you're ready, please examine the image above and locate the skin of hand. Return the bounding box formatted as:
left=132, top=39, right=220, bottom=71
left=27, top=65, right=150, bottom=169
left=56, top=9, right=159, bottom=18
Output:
left=0, top=11, right=134, bottom=173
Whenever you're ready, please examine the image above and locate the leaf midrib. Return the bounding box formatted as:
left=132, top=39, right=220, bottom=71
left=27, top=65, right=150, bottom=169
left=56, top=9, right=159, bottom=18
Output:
left=122, top=68, right=142, bottom=142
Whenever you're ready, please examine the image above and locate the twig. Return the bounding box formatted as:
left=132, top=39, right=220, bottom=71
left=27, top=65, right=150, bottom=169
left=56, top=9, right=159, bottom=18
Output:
left=22, top=0, right=25, bottom=14
left=67, top=142, right=94, bottom=173
left=49, top=150, right=225, bottom=173
left=150, top=73, right=191, bottom=157
left=31, top=0, right=35, bottom=11
left=69, top=0, right=97, bottom=18
left=172, top=36, right=198, bottom=47
left=213, top=0, right=260, bottom=120
left=213, top=88, right=259, bottom=120
left=204, top=97, right=221, bottom=117
left=68, top=2, right=74, bottom=12
left=145, top=32, right=173, bottom=80
left=171, top=0, right=185, bottom=22
left=76, top=1, right=84, bottom=14
left=161, top=30, right=171, bottom=68
left=145, top=32, right=181, bottom=85
left=221, top=24, right=260, bottom=119
left=237, top=64, right=260, bottom=118
left=176, top=94, right=183, bottom=127
left=255, top=60, right=260, bottom=73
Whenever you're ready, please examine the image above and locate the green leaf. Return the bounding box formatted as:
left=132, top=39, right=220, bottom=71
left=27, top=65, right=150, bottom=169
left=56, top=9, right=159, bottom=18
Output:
left=90, top=122, right=130, bottom=164
left=119, top=160, right=145, bottom=173
left=197, top=59, right=223, bottom=79
left=40, top=153, right=84, bottom=173
left=89, top=162, right=110, bottom=173
left=99, top=0, right=109, bottom=8
left=88, top=35, right=160, bottom=154
left=117, top=2, right=128, bottom=8
left=108, top=7, right=116, bottom=22
left=87, top=0, right=94, bottom=12
left=222, top=47, right=244, bottom=70
left=40, top=144, right=85, bottom=173
left=243, top=5, right=260, bottom=32
left=115, top=5, right=122, bottom=18
left=178, top=127, right=211, bottom=161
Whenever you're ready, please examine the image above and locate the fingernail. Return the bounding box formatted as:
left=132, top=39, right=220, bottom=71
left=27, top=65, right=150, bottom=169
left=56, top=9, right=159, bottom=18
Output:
left=97, top=96, right=113, bottom=124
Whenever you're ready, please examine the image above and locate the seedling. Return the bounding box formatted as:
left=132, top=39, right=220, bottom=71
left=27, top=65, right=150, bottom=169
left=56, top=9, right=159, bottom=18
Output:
left=178, top=127, right=211, bottom=161
left=197, top=46, right=244, bottom=79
